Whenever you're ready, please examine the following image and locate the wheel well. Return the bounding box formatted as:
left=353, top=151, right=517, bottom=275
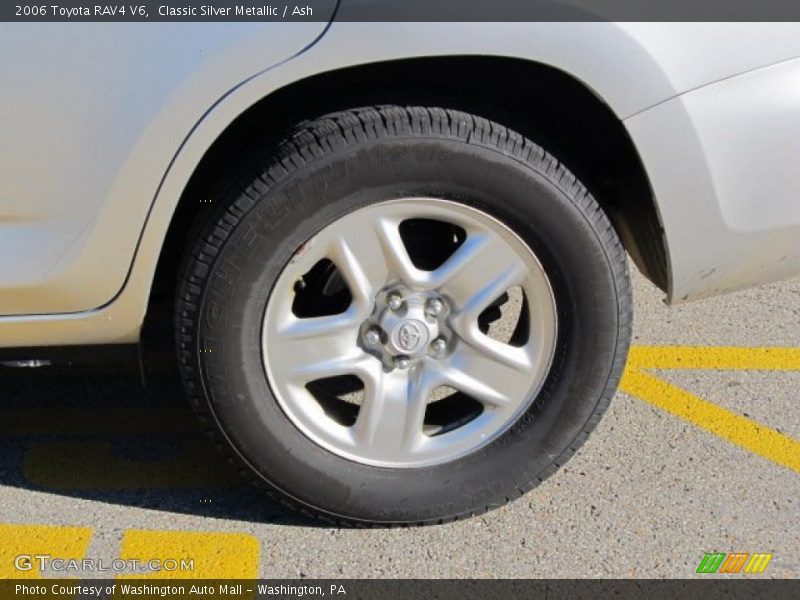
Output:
left=148, top=56, right=667, bottom=319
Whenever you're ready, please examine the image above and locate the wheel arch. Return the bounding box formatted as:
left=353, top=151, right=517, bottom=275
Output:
left=148, top=55, right=669, bottom=326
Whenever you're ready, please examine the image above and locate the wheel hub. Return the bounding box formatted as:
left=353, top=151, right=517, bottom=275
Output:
left=362, top=289, right=451, bottom=368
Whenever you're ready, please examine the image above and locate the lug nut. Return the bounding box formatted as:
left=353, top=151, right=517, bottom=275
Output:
left=387, top=293, right=404, bottom=311
left=426, top=298, right=444, bottom=317
left=430, top=338, right=448, bottom=357
left=364, top=327, right=382, bottom=346
left=394, top=356, right=410, bottom=370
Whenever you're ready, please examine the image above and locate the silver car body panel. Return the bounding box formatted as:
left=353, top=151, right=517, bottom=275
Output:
left=1, top=22, right=800, bottom=346
left=0, top=21, right=332, bottom=316
left=626, top=56, right=800, bottom=302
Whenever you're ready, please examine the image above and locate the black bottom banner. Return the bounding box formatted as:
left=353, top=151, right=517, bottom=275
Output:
left=2, top=579, right=799, bottom=600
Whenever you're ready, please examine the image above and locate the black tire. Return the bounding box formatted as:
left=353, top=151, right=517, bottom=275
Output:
left=176, top=106, right=632, bottom=526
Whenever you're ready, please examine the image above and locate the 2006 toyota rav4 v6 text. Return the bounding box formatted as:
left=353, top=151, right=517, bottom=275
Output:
left=1, top=20, right=800, bottom=525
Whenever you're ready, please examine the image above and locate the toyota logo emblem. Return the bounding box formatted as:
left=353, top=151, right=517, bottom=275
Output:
left=397, top=321, right=422, bottom=352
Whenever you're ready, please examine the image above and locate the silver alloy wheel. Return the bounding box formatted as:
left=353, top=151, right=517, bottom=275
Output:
left=262, top=198, right=558, bottom=467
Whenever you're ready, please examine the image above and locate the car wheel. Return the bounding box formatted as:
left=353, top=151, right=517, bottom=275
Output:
left=176, top=106, right=631, bottom=525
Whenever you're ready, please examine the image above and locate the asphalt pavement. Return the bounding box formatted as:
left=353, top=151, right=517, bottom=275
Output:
left=0, top=268, right=797, bottom=579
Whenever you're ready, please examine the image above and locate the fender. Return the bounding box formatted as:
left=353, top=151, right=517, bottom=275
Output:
left=0, top=17, right=336, bottom=316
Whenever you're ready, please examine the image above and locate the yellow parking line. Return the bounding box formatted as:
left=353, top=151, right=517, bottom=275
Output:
left=628, top=345, right=800, bottom=370
left=0, top=523, right=92, bottom=579
left=621, top=348, right=800, bottom=473
left=0, top=524, right=260, bottom=581
left=118, top=530, right=259, bottom=579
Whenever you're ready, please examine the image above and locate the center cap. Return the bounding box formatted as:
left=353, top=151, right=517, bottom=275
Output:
left=392, top=319, right=428, bottom=354
left=374, top=292, right=444, bottom=361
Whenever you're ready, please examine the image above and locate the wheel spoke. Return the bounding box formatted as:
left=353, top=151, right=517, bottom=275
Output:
left=439, top=341, right=534, bottom=408
left=270, top=313, right=365, bottom=382
left=329, top=231, right=389, bottom=314
left=432, top=232, right=527, bottom=311
left=373, top=217, right=425, bottom=287
left=354, top=366, right=435, bottom=456
left=330, top=216, right=428, bottom=301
